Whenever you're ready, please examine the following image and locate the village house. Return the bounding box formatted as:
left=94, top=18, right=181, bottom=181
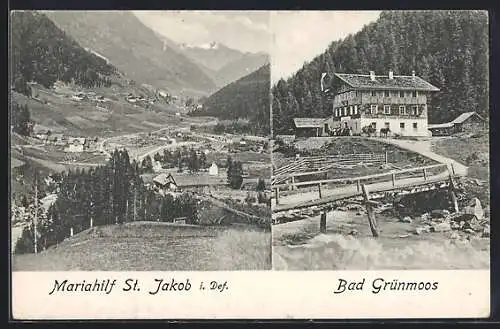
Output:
left=326, top=70, right=440, bottom=137
left=153, top=173, right=178, bottom=193
left=428, top=111, right=486, bottom=136
left=208, top=162, right=219, bottom=176
left=64, top=137, right=86, bottom=153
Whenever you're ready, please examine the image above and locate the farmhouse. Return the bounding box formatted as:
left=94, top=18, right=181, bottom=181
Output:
left=153, top=173, right=178, bottom=192
left=293, top=118, right=329, bottom=137
left=327, top=70, right=440, bottom=137
left=428, top=111, right=486, bottom=136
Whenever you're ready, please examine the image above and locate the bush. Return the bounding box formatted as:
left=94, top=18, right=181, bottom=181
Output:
left=245, top=193, right=257, bottom=204
left=256, top=178, right=266, bottom=191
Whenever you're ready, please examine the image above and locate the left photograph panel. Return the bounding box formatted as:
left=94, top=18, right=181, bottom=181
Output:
left=10, top=10, right=272, bottom=271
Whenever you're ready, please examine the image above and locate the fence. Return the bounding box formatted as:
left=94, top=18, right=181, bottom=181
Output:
left=272, top=153, right=387, bottom=185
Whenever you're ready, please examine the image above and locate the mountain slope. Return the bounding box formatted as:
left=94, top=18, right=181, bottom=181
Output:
left=272, top=10, right=488, bottom=134
left=45, top=11, right=216, bottom=95
left=214, top=52, right=270, bottom=88
left=11, top=11, right=119, bottom=94
left=191, top=64, right=270, bottom=135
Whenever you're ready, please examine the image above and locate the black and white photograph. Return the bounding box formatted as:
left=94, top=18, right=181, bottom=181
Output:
left=271, top=10, right=490, bottom=271
left=10, top=10, right=272, bottom=271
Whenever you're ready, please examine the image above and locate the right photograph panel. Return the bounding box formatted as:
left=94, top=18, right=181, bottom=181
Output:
left=271, top=10, right=490, bottom=271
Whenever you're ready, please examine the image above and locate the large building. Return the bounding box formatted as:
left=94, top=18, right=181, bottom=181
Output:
left=327, top=70, right=440, bottom=137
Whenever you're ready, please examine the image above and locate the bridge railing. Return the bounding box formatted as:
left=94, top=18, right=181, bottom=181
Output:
left=272, top=163, right=450, bottom=192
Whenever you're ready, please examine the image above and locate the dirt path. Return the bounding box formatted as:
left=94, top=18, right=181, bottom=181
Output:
left=369, top=138, right=468, bottom=176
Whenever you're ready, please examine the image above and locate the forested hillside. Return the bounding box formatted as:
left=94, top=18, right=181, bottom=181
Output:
left=11, top=11, right=118, bottom=96
left=190, top=64, right=271, bottom=135
left=272, top=10, right=489, bottom=135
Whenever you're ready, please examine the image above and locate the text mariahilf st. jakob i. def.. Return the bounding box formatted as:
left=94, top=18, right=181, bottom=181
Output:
left=48, top=278, right=228, bottom=295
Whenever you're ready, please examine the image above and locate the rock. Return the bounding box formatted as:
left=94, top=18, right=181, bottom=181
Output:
left=415, top=226, right=429, bottom=235
left=450, top=231, right=460, bottom=239
left=463, top=198, right=484, bottom=220
left=451, top=221, right=460, bottom=230
left=464, top=228, right=475, bottom=234
left=421, top=213, right=431, bottom=222
left=431, top=209, right=449, bottom=218
left=400, top=216, right=412, bottom=223
left=348, top=229, right=358, bottom=236
left=431, top=222, right=452, bottom=232
left=474, top=179, right=483, bottom=186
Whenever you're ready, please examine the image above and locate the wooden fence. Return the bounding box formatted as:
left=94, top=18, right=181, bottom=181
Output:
left=272, top=153, right=387, bottom=185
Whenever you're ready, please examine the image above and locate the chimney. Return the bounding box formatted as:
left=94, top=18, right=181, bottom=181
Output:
left=369, top=71, right=376, bottom=81
left=412, top=70, right=416, bottom=78
left=388, top=71, right=394, bottom=79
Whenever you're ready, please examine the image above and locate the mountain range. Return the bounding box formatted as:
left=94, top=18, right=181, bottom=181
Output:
left=157, top=36, right=270, bottom=89
left=45, top=11, right=269, bottom=95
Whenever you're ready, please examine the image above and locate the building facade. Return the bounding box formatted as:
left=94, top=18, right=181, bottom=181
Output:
left=328, top=71, right=440, bottom=137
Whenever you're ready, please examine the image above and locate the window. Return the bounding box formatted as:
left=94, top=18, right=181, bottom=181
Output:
left=355, top=91, right=360, bottom=97
left=399, top=91, right=405, bottom=98
left=349, top=106, right=353, bottom=115
left=411, top=105, right=418, bottom=115
left=400, top=122, right=405, bottom=129
left=354, top=105, right=358, bottom=115
left=371, top=122, right=377, bottom=129
left=370, top=105, right=378, bottom=114
left=344, top=107, right=348, bottom=116
left=384, top=90, right=390, bottom=97
left=383, top=105, right=391, bottom=114
left=412, top=122, right=418, bottom=130
left=399, top=106, right=406, bottom=115
left=371, top=90, right=377, bottom=96
left=412, top=91, right=418, bottom=98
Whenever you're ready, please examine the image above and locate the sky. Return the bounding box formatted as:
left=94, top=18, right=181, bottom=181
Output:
left=271, top=11, right=381, bottom=83
left=133, top=11, right=271, bottom=54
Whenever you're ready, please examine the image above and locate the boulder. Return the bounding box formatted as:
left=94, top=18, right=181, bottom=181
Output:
left=463, top=198, right=484, bottom=220
left=400, top=216, right=412, bottom=223
left=421, top=213, right=431, bottom=222
left=464, top=228, right=475, bottom=234
left=431, top=222, right=452, bottom=232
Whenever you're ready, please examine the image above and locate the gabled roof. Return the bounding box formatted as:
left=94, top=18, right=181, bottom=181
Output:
left=428, top=111, right=485, bottom=130
left=153, top=173, right=177, bottom=186
left=293, top=118, right=325, bottom=128
left=451, top=111, right=485, bottom=124
left=428, top=123, right=453, bottom=129
left=334, top=73, right=440, bottom=92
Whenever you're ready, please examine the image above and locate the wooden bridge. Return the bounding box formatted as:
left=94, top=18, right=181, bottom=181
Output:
left=272, top=161, right=463, bottom=213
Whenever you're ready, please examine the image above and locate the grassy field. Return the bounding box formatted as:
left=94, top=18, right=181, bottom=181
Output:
left=12, top=222, right=271, bottom=271
left=273, top=210, right=489, bottom=270
left=431, top=134, right=489, bottom=181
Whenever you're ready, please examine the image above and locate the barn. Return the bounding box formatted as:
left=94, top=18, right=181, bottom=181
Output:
left=428, top=112, right=486, bottom=136
left=293, top=118, right=329, bottom=137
